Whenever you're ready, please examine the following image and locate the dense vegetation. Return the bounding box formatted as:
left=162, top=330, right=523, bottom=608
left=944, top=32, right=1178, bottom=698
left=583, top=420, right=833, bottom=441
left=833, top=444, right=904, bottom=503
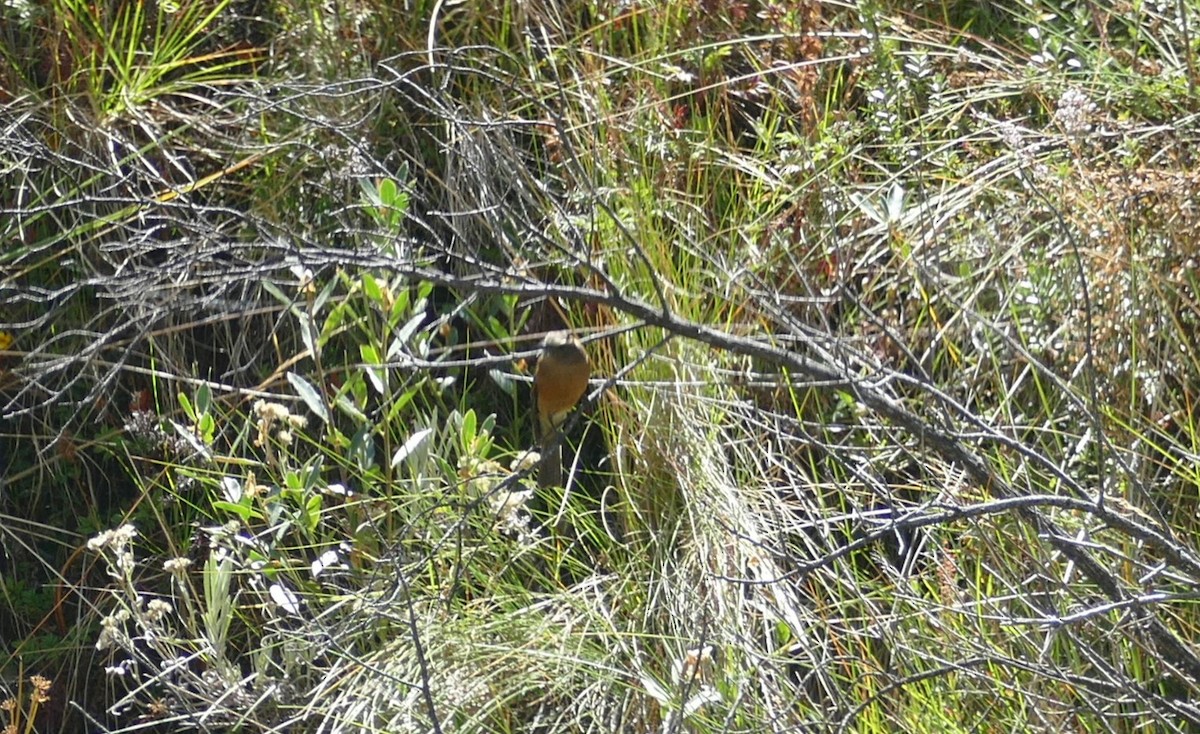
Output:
left=4, top=0, right=1200, bottom=731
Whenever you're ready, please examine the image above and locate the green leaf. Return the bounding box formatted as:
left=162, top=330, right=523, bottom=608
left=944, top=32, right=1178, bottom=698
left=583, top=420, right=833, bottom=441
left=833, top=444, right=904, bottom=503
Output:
left=302, top=456, right=324, bottom=490
left=394, top=320, right=431, bottom=362
left=212, top=500, right=262, bottom=522
left=178, top=392, right=196, bottom=422
left=296, top=310, right=318, bottom=358
left=335, top=393, right=368, bottom=423
left=287, top=372, right=329, bottom=424
left=359, top=344, right=384, bottom=394
left=389, top=286, right=411, bottom=325
left=302, top=494, right=322, bottom=532
left=362, top=273, right=383, bottom=304
left=391, top=428, right=433, bottom=469
left=349, top=425, right=376, bottom=472
left=376, top=177, right=409, bottom=226
left=284, top=470, right=303, bottom=492
left=488, top=368, right=516, bottom=397
left=386, top=385, right=418, bottom=424
left=203, top=554, right=234, bottom=656
left=195, top=383, right=211, bottom=416
left=350, top=372, right=370, bottom=410
left=260, top=279, right=294, bottom=307
left=359, top=177, right=382, bottom=207
left=313, top=274, right=338, bottom=313
left=460, top=409, right=477, bottom=449
left=322, top=302, right=347, bottom=341
left=169, top=420, right=211, bottom=461
left=378, top=177, right=397, bottom=204
left=394, top=310, right=426, bottom=350
left=199, top=413, right=216, bottom=443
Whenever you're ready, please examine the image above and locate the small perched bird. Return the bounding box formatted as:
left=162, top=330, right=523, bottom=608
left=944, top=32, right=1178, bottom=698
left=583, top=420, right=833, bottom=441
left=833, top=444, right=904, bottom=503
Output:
left=533, top=331, right=590, bottom=489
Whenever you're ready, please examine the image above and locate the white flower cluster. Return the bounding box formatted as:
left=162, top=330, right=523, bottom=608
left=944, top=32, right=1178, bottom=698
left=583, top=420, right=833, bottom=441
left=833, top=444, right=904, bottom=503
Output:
left=88, top=524, right=139, bottom=577
left=96, top=608, right=132, bottom=651
left=1054, top=87, right=1097, bottom=137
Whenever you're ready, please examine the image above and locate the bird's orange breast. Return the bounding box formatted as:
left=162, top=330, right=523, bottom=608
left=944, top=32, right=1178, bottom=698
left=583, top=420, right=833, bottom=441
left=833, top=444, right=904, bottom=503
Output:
left=535, top=354, right=590, bottom=418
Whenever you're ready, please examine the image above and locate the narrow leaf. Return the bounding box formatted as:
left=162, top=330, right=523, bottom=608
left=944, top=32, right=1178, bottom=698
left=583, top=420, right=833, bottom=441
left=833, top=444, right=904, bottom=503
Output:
left=288, top=372, right=329, bottom=424
left=391, top=428, right=433, bottom=469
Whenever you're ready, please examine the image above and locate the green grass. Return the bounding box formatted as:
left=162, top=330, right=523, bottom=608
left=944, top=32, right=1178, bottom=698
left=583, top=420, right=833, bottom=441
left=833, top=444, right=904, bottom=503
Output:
left=4, top=0, right=1200, bottom=731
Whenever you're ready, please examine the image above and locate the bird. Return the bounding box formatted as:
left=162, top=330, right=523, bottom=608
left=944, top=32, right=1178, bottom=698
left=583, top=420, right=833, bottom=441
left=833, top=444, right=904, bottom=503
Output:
left=533, top=331, right=590, bottom=489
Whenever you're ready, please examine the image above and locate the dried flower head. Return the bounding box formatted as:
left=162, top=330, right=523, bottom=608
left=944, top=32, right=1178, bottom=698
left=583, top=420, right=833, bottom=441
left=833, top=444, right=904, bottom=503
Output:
left=253, top=399, right=306, bottom=447
left=164, top=557, right=192, bottom=576
left=671, top=645, right=716, bottom=686
left=144, top=598, right=173, bottom=623
left=28, top=675, right=51, bottom=704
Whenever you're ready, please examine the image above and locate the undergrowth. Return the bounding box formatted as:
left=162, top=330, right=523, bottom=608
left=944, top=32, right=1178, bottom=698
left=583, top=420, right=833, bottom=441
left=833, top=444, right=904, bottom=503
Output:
left=3, top=0, right=1200, bottom=731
